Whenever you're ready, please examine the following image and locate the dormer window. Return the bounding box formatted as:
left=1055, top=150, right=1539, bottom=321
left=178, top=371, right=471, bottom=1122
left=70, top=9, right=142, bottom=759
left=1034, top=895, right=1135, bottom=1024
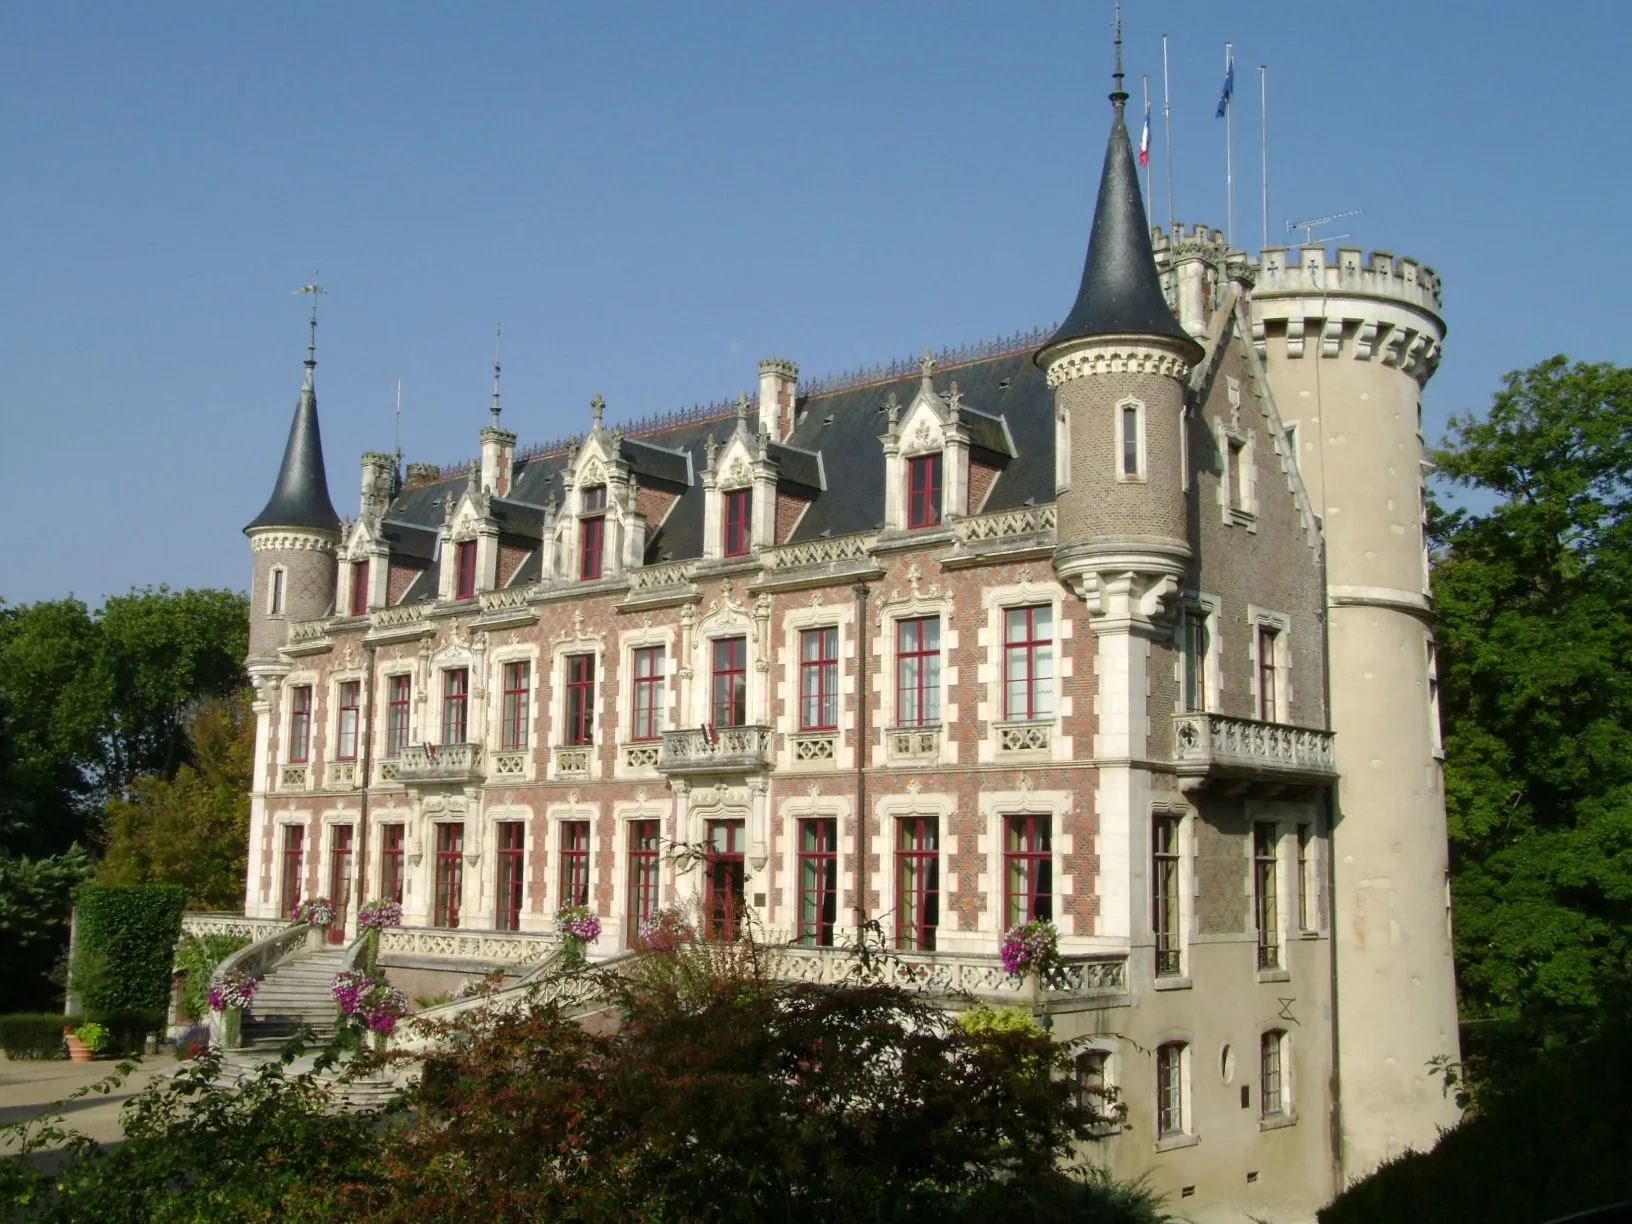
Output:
left=907, top=454, right=942, bottom=529
left=454, top=541, right=477, bottom=600
left=580, top=485, right=606, bottom=580
left=350, top=560, right=370, bottom=617
left=723, top=488, right=752, bottom=558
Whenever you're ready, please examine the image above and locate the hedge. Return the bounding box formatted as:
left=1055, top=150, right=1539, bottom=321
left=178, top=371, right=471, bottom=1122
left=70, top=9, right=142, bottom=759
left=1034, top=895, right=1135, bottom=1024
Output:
left=72, top=884, right=186, bottom=1017
left=175, top=932, right=250, bottom=1022
left=0, top=1011, right=166, bottom=1059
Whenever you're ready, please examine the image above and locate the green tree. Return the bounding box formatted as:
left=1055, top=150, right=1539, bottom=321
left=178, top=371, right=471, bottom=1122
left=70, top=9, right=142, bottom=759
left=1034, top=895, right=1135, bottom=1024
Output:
left=98, top=692, right=253, bottom=910
left=1432, top=356, right=1632, bottom=1028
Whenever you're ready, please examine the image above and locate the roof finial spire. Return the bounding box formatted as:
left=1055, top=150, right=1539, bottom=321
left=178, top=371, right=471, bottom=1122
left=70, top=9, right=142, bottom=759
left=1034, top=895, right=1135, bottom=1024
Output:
left=1111, top=1, right=1127, bottom=109
left=490, top=323, right=503, bottom=426
left=294, top=274, right=325, bottom=387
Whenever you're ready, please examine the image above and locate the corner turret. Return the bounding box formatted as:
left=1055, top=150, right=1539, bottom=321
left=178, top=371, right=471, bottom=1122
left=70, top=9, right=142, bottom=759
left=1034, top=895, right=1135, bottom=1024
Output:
left=245, top=305, right=341, bottom=661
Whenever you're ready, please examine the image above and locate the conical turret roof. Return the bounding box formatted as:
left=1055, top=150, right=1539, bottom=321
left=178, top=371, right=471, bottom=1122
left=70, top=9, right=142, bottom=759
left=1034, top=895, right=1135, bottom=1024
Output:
left=245, top=357, right=340, bottom=535
left=1039, top=84, right=1195, bottom=360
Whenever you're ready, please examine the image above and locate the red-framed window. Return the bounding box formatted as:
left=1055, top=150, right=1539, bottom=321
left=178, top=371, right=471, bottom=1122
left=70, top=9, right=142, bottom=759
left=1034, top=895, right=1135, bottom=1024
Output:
left=627, top=818, right=660, bottom=945
left=495, top=821, right=525, bottom=932
left=280, top=825, right=304, bottom=920
left=1003, top=814, right=1052, bottom=927
left=336, top=681, right=360, bottom=761
left=579, top=486, right=606, bottom=580
left=723, top=488, right=752, bottom=557
left=379, top=823, right=405, bottom=904
left=797, top=818, right=837, bottom=947
left=907, top=453, right=942, bottom=529
left=350, top=560, right=370, bottom=617
left=288, top=686, right=312, bottom=763
left=455, top=540, right=478, bottom=600
left=327, top=824, right=354, bottom=945
left=895, top=617, right=941, bottom=727
left=711, top=637, right=747, bottom=728
left=564, top=654, right=595, bottom=745
left=703, top=819, right=745, bottom=939
left=501, top=661, right=530, bottom=750
left=442, top=668, right=469, bottom=745
left=559, top=820, right=591, bottom=909
left=434, top=822, right=464, bottom=928
left=631, top=646, right=665, bottom=741
left=895, top=816, right=939, bottom=951
left=1257, top=626, right=1279, bottom=721
left=799, top=627, right=838, bottom=731
left=386, top=674, right=411, bottom=755
left=1002, top=605, right=1054, bottom=721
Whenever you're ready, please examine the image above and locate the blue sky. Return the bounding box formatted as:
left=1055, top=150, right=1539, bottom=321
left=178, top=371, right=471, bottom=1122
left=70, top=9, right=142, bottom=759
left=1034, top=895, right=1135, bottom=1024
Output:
left=3, top=1, right=1627, bottom=607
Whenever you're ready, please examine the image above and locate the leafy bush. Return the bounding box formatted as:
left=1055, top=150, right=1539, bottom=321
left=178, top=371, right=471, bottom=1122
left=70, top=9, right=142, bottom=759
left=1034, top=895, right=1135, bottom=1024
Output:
left=1320, top=1018, right=1632, bottom=1223
left=71, top=883, right=184, bottom=1015
left=0, top=1013, right=77, bottom=1059
left=175, top=931, right=250, bottom=1021
left=71, top=1022, right=110, bottom=1054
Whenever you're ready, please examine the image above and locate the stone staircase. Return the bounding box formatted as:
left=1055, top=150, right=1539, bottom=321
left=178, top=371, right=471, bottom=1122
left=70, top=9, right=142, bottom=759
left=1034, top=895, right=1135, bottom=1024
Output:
left=241, top=945, right=348, bottom=1048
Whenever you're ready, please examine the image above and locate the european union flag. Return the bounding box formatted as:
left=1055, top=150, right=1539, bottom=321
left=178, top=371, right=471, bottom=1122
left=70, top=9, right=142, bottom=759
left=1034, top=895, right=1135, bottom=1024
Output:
left=1216, top=55, right=1235, bottom=118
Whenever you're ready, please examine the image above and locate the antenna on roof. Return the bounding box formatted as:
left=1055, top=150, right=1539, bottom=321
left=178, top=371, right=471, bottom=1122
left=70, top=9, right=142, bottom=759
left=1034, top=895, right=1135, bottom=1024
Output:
left=491, top=323, right=503, bottom=426
left=1286, top=209, right=1363, bottom=245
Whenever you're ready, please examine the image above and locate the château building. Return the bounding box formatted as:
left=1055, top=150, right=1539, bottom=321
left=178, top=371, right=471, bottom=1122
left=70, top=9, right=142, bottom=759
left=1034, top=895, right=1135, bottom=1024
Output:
left=233, top=48, right=1458, bottom=1224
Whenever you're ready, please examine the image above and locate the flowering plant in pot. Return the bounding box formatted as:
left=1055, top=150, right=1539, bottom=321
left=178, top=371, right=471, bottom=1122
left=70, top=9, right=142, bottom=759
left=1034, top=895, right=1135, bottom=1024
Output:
left=333, top=969, right=407, bottom=1046
left=63, top=1022, right=110, bottom=1061
left=356, top=898, right=403, bottom=972
left=294, top=896, right=336, bottom=926
left=555, top=904, right=601, bottom=970
left=999, top=919, right=1060, bottom=983
left=208, top=968, right=260, bottom=1047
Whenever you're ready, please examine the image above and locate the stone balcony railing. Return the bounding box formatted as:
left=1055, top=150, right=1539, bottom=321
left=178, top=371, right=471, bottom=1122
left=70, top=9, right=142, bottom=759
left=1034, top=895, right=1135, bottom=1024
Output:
left=553, top=743, right=593, bottom=778
left=659, top=725, right=773, bottom=776
left=395, top=742, right=484, bottom=785
left=776, top=945, right=1127, bottom=1004
left=376, top=926, right=560, bottom=967
left=178, top=912, right=297, bottom=949
left=1171, top=712, right=1337, bottom=789
left=886, top=724, right=941, bottom=762
left=474, top=587, right=538, bottom=628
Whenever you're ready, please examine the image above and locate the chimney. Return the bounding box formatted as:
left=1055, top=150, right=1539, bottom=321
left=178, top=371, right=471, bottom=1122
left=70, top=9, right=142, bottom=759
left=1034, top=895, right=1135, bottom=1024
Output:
left=481, top=426, right=516, bottom=497
left=757, top=358, right=799, bottom=442
left=360, top=451, right=395, bottom=519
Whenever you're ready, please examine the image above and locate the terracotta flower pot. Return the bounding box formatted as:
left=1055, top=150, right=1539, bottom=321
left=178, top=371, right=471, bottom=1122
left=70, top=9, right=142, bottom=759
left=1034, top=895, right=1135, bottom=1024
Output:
left=64, top=1033, right=94, bottom=1062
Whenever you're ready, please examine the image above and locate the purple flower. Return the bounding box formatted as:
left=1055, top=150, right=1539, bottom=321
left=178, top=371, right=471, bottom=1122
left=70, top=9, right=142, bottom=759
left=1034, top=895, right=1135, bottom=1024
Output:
left=209, top=969, right=259, bottom=1012
left=555, top=904, right=602, bottom=944
left=999, top=920, right=1060, bottom=978
left=357, top=899, right=403, bottom=930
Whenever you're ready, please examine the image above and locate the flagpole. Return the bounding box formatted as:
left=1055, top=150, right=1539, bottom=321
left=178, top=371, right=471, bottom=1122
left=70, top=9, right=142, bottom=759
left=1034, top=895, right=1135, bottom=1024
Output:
left=1259, top=64, right=1269, bottom=253
left=1162, top=33, right=1174, bottom=231
left=1224, top=42, right=1234, bottom=248
left=1142, top=74, right=1152, bottom=226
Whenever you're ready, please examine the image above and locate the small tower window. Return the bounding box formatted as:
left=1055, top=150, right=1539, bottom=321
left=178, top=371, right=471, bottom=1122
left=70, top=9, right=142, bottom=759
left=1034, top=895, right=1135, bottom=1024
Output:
left=454, top=541, right=477, bottom=601
left=907, top=454, right=942, bottom=528
left=269, top=568, right=286, bottom=616
left=723, top=488, right=752, bottom=557
left=1121, top=402, right=1143, bottom=477
left=580, top=486, right=606, bottom=580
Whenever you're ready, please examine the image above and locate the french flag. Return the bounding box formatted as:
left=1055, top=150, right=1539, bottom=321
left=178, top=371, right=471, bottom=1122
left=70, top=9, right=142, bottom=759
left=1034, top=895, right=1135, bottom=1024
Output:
left=1139, top=102, right=1151, bottom=167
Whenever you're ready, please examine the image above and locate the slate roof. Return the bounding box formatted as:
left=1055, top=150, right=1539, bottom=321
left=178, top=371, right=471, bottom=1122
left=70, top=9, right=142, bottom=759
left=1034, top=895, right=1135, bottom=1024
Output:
left=245, top=367, right=342, bottom=534
left=365, top=341, right=1053, bottom=592
left=1041, top=95, right=1195, bottom=357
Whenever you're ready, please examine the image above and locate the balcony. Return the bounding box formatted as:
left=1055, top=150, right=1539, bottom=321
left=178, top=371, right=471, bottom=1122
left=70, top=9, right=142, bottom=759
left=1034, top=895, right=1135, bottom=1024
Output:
left=1171, top=712, right=1337, bottom=791
left=777, top=945, right=1127, bottom=1005
left=395, top=742, right=484, bottom=786
left=659, top=725, right=773, bottom=776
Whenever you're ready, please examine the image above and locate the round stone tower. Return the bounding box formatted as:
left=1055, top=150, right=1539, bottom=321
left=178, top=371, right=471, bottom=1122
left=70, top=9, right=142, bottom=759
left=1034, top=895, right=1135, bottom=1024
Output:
left=244, top=326, right=341, bottom=662
left=1249, top=244, right=1459, bottom=1176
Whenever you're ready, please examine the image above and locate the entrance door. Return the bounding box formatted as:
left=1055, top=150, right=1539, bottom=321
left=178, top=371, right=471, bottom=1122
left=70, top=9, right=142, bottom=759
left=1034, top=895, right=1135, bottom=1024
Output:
left=327, top=825, right=354, bottom=944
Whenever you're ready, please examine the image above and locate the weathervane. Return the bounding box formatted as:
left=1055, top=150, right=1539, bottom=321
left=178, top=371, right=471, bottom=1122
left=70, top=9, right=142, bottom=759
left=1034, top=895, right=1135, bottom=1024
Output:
left=491, top=323, right=503, bottom=426
left=293, top=273, right=325, bottom=371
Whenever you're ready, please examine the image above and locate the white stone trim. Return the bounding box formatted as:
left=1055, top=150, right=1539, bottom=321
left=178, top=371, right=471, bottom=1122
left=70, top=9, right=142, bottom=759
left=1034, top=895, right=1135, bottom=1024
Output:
left=976, top=578, right=1074, bottom=765
left=548, top=618, right=608, bottom=780
left=612, top=623, right=677, bottom=778
left=1041, top=338, right=1193, bottom=388
left=873, top=789, right=955, bottom=949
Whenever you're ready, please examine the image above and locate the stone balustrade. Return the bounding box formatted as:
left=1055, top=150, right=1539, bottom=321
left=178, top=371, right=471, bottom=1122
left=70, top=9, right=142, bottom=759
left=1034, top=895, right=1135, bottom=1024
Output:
left=659, top=725, right=773, bottom=775
left=376, top=927, right=560, bottom=966
left=775, top=945, right=1127, bottom=1003
left=178, top=912, right=297, bottom=948
left=954, top=504, right=1056, bottom=544
left=1171, top=712, right=1337, bottom=788
left=396, top=742, right=484, bottom=784
left=760, top=533, right=878, bottom=572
